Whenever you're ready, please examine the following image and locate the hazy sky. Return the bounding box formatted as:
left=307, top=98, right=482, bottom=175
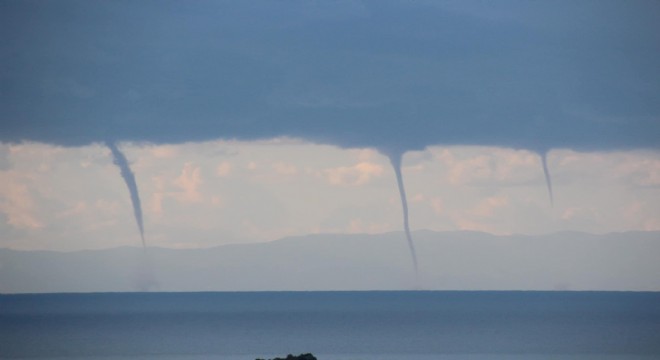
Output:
left=1, top=140, right=658, bottom=251
left=1, top=1, right=660, bottom=252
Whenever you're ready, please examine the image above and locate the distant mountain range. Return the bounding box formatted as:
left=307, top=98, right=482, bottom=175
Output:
left=1, top=230, right=659, bottom=293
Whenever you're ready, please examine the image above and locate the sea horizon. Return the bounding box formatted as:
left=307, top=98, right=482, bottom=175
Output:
left=2, top=291, right=659, bottom=359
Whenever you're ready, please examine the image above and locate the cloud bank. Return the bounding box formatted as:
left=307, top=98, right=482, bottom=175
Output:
left=1, top=0, right=659, bottom=154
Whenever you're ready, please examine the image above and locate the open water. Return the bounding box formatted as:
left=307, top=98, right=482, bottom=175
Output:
left=1, top=291, right=659, bottom=359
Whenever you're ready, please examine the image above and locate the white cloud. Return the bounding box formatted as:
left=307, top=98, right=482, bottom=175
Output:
left=210, top=196, right=223, bottom=207
left=561, top=206, right=602, bottom=223
left=410, top=193, right=425, bottom=203
left=614, top=155, right=660, bottom=187
left=0, top=141, right=658, bottom=251
left=322, top=162, right=384, bottom=187
left=354, top=148, right=381, bottom=162
left=149, top=192, right=165, bottom=217
left=433, top=147, right=539, bottom=186
left=215, top=161, right=232, bottom=177
left=446, top=196, right=511, bottom=234
left=471, top=196, right=509, bottom=217
left=0, top=144, right=10, bottom=170
left=447, top=154, right=492, bottom=185
left=173, top=163, right=204, bottom=203
left=346, top=218, right=393, bottom=234
left=430, top=197, right=444, bottom=215
left=148, top=145, right=179, bottom=159
left=642, top=219, right=660, bottom=231
left=492, top=149, right=538, bottom=182
left=453, top=217, right=489, bottom=233
left=56, top=201, right=88, bottom=219
left=94, top=199, right=120, bottom=213
left=272, top=162, right=298, bottom=176
left=0, top=171, right=43, bottom=229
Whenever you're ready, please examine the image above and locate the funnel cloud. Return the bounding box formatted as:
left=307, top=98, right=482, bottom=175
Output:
left=541, top=152, right=554, bottom=207
left=106, top=141, right=146, bottom=248
left=386, top=151, right=419, bottom=280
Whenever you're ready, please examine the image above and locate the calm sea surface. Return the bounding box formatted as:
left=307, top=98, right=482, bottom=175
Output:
left=1, top=291, right=659, bottom=359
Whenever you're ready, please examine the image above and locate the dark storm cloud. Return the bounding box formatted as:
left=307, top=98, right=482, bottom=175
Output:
left=1, top=0, right=659, bottom=153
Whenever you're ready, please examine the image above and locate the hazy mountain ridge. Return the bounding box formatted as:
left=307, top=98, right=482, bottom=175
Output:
left=1, top=230, right=658, bottom=293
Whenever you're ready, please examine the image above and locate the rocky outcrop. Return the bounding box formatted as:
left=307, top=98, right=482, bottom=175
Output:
left=256, top=353, right=317, bottom=360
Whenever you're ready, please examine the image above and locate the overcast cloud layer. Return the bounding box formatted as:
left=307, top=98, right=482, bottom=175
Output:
left=2, top=0, right=659, bottom=154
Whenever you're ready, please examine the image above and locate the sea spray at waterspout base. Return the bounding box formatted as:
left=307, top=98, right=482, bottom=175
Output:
left=135, top=248, right=158, bottom=291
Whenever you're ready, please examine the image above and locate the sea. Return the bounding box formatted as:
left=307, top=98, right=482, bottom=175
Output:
left=1, top=291, right=659, bottom=359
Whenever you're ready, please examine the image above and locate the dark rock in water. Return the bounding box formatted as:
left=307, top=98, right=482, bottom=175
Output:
left=256, top=353, right=317, bottom=360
